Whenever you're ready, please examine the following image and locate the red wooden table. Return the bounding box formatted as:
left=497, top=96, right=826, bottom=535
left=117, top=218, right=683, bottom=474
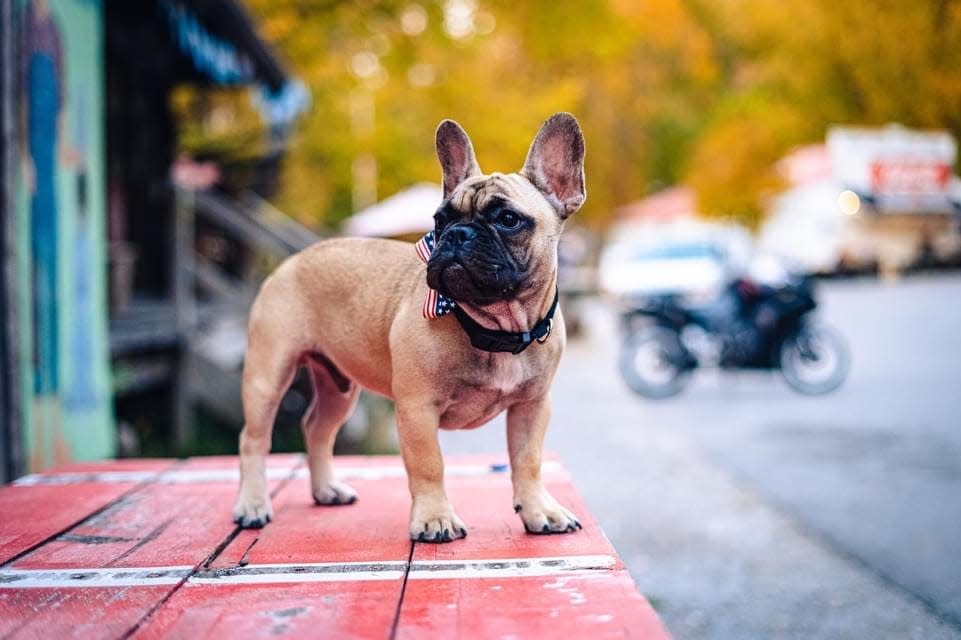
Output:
left=0, top=454, right=668, bottom=639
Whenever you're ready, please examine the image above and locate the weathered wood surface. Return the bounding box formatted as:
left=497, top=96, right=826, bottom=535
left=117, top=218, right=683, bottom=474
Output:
left=0, top=454, right=668, bottom=639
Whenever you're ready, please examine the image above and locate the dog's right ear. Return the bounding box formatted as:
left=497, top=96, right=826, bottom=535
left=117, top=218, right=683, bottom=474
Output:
left=436, top=120, right=482, bottom=198
left=522, top=113, right=586, bottom=218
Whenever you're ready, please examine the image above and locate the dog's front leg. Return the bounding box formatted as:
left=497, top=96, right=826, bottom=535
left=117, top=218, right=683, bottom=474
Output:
left=507, top=394, right=581, bottom=534
left=396, top=399, right=467, bottom=542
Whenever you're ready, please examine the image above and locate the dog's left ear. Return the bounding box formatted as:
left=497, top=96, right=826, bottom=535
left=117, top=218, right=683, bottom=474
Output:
left=522, top=113, right=586, bottom=218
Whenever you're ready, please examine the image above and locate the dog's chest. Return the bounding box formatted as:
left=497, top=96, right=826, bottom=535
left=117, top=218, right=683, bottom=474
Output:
left=439, top=354, right=538, bottom=429
left=479, top=354, right=529, bottom=394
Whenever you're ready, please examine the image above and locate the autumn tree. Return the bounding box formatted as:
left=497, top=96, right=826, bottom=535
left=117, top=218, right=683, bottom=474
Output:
left=176, top=0, right=961, bottom=231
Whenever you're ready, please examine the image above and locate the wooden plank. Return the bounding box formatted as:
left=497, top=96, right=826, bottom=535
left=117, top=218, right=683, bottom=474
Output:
left=0, top=455, right=302, bottom=640
left=412, top=454, right=616, bottom=562
left=0, top=586, right=173, bottom=640
left=0, top=460, right=173, bottom=565
left=211, top=455, right=412, bottom=568
left=397, top=573, right=667, bottom=639
left=396, top=457, right=670, bottom=639
left=0, top=484, right=141, bottom=566
left=135, top=455, right=411, bottom=639
left=13, top=456, right=302, bottom=570
left=131, top=581, right=401, bottom=639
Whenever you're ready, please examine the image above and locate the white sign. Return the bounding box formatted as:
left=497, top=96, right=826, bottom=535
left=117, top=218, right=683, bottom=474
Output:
left=827, top=125, right=957, bottom=213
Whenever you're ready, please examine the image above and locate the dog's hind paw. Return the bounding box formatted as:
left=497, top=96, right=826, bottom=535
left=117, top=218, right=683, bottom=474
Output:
left=312, top=480, right=358, bottom=506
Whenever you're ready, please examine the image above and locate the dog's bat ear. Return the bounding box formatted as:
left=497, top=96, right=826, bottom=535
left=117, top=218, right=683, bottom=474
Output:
left=436, top=120, right=482, bottom=198
left=522, top=113, right=586, bottom=218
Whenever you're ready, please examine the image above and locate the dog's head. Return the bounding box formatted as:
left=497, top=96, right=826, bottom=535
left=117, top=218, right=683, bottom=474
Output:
left=425, top=113, right=586, bottom=306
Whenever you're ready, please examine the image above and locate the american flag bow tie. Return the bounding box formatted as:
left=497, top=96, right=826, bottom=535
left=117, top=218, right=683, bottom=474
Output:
left=414, top=231, right=458, bottom=319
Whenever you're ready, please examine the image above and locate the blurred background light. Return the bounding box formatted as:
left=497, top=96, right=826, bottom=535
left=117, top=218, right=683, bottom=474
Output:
left=838, top=189, right=861, bottom=216
left=400, top=4, right=428, bottom=36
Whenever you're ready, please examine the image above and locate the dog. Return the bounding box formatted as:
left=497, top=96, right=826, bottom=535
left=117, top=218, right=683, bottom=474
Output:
left=233, top=113, right=586, bottom=542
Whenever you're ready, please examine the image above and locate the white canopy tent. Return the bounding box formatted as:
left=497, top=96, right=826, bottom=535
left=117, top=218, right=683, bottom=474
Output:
left=342, top=183, right=443, bottom=237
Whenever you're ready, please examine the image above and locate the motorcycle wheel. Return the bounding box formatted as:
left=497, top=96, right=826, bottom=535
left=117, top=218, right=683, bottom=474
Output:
left=779, top=324, right=850, bottom=395
left=619, top=326, right=692, bottom=399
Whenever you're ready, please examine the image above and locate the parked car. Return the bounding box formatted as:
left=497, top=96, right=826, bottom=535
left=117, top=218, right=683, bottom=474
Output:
left=600, top=241, right=731, bottom=304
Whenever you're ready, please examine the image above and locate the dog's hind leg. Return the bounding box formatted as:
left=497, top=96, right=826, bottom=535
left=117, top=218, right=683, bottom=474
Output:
left=302, top=353, right=360, bottom=506
left=233, top=332, right=300, bottom=529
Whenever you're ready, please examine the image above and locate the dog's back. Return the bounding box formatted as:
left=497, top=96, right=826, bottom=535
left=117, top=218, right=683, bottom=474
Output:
left=247, top=237, right=424, bottom=397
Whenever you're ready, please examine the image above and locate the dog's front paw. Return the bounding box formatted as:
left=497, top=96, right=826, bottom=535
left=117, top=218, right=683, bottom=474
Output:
left=410, top=497, right=467, bottom=543
left=313, top=480, right=358, bottom=506
left=514, top=489, right=581, bottom=534
left=232, top=494, right=273, bottom=529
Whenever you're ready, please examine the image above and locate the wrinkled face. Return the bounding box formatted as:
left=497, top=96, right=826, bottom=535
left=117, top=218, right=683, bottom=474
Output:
left=426, top=113, right=586, bottom=307
left=426, top=173, right=562, bottom=305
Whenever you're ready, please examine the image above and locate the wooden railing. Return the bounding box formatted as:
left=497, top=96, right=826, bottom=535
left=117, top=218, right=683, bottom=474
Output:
left=169, top=187, right=323, bottom=447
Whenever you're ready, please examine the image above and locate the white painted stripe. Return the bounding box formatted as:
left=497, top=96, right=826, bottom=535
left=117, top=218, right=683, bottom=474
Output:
left=13, top=470, right=161, bottom=486
left=192, top=569, right=404, bottom=585
left=407, top=554, right=617, bottom=580
left=157, top=468, right=290, bottom=484
left=0, top=566, right=193, bottom=589
left=0, top=555, right=616, bottom=589
left=190, top=561, right=407, bottom=585
left=325, top=460, right=562, bottom=480
left=13, top=466, right=297, bottom=486
left=192, top=554, right=615, bottom=585
left=14, top=461, right=564, bottom=486
left=14, top=469, right=257, bottom=486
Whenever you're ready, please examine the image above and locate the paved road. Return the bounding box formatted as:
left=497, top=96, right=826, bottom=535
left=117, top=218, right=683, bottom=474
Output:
left=438, top=274, right=961, bottom=639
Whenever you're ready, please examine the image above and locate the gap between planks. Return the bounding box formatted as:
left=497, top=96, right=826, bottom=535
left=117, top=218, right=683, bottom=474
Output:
left=389, top=541, right=417, bottom=640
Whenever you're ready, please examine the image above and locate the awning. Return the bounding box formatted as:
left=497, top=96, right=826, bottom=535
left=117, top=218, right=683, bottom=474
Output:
left=343, top=184, right=443, bottom=238
left=162, top=0, right=286, bottom=91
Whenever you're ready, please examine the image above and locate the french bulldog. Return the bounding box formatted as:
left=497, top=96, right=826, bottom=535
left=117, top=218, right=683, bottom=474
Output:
left=233, top=113, right=586, bottom=542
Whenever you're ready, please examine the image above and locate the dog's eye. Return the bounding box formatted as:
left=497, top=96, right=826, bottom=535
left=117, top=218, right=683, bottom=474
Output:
left=495, top=210, right=521, bottom=229
left=434, top=211, right=448, bottom=229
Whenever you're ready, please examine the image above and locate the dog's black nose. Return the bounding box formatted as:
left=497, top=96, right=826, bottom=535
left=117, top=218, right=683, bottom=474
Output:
left=447, top=224, right=477, bottom=247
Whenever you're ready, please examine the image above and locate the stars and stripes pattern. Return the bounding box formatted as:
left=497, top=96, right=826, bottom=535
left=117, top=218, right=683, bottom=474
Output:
left=415, top=231, right=458, bottom=319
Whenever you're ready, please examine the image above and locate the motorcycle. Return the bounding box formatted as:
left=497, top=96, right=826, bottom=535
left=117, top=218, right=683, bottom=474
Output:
left=618, top=275, right=850, bottom=398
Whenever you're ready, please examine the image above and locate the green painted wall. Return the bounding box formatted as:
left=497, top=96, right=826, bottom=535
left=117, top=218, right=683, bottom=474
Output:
left=14, top=0, right=113, bottom=470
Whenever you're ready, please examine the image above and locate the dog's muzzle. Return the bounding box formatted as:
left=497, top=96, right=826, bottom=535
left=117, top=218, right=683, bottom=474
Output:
left=427, top=224, right=521, bottom=303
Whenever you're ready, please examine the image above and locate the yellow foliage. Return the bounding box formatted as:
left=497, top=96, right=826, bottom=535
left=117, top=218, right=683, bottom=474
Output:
left=173, top=0, right=961, bottom=232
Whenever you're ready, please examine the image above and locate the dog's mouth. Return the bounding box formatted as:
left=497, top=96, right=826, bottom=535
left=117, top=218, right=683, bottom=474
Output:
left=426, top=254, right=521, bottom=305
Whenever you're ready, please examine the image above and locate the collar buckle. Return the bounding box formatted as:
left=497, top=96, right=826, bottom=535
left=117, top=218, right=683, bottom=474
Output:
left=536, top=319, right=552, bottom=344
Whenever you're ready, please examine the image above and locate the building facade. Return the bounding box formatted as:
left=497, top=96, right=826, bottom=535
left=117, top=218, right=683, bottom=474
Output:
left=1, top=0, right=114, bottom=481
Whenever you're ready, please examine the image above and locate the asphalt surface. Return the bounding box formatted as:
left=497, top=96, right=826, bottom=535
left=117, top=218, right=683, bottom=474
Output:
left=438, top=274, right=961, bottom=639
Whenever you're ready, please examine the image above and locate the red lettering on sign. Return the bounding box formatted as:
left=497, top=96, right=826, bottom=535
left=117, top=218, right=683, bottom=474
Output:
left=870, top=160, right=951, bottom=194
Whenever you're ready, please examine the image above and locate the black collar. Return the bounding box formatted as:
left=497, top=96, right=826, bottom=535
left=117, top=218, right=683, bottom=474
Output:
left=451, top=289, right=559, bottom=354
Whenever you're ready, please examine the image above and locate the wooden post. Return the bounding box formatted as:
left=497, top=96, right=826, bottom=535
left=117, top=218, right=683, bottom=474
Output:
left=172, top=187, right=196, bottom=452
left=0, top=0, right=24, bottom=482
